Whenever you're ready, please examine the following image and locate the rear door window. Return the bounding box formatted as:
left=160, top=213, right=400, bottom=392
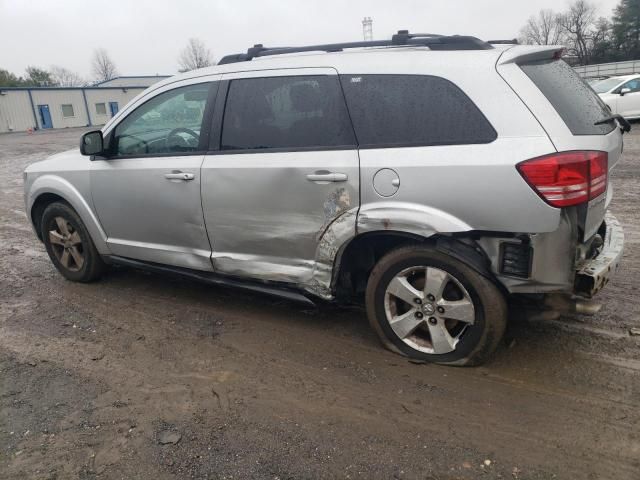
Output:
left=220, top=75, right=355, bottom=150
left=519, top=59, right=614, bottom=135
left=339, top=74, right=497, bottom=148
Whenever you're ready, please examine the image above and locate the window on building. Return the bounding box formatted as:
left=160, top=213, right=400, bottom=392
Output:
left=61, top=104, right=75, bottom=118
left=95, top=103, right=107, bottom=115
left=221, top=75, right=355, bottom=151
left=339, top=74, right=497, bottom=147
left=113, top=82, right=211, bottom=156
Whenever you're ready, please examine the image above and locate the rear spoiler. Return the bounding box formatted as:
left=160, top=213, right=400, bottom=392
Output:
left=497, top=45, right=565, bottom=65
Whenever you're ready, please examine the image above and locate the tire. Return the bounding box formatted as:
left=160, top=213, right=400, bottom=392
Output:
left=41, top=202, right=105, bottom=282
left=365, top=245, right=507, bottom=366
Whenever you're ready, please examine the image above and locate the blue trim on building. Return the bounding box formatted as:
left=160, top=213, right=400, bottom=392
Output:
left=81, top=89, right=92, bottom=126
left=26, top=89, right=38, bottom=129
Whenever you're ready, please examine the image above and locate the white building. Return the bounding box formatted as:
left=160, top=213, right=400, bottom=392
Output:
left=0, top=75, right=169, bottom=133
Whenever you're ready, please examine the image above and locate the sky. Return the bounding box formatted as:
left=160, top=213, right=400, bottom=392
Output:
left=0, top=0, right=622, bottom=80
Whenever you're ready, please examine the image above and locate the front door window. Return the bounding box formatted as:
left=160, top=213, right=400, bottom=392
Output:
left=112, top=83, right=211, bottom=156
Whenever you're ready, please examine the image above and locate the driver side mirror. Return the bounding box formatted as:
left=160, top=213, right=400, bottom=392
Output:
left=80, top=130, right=104, bottom=156
left=620, top=87, right=631, bottom=96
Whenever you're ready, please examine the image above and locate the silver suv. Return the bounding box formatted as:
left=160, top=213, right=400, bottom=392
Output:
left=23, top=32, right=626, bottom=365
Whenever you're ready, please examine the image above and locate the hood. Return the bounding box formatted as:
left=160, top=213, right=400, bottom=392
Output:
left=24, top=148, right=87, bottom=174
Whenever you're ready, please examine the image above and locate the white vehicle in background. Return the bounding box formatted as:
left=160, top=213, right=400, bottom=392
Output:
left=593, top=74, right=640, bottom=119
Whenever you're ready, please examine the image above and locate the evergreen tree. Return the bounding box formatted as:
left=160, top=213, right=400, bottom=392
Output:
left=612, top=0, right=640, bottom=59
left=0, top=69, right=24, bottom=87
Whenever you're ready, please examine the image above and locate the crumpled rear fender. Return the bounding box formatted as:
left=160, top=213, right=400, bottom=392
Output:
left=308, top=202, right=472, bottom=299
left=356, top=201, right=472, bottom=236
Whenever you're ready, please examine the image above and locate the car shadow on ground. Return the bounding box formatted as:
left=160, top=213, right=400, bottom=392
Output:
left=96, top=264, right=595, bottom=372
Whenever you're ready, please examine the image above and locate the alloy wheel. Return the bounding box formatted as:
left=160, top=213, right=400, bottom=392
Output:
left=384, top=266, right=475, bottom=354
left=48, top=216, right=85, bottom=272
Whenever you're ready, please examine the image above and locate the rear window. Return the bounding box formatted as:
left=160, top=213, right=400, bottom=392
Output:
left=519, top=59, right=614, bottom=135
left=339, top=74, right=497, bottom=148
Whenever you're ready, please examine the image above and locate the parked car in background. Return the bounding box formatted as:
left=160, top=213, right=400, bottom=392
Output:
left=586, top=77, right=609, bottom=85
left=593, top=74, right=640, bottom=119
left=23, top=32, right=626, bottom=366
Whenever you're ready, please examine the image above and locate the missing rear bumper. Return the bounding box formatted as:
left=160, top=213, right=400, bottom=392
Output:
left=574, top=212, right=624, bottom=298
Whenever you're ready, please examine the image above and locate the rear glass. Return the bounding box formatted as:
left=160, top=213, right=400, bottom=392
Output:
left=340, top=74, right=497, bottom=148
left=519, top=59, right=614, bottom=135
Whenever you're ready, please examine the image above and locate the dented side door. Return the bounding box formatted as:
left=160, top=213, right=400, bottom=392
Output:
left=200, top=68, right=360, bottom=287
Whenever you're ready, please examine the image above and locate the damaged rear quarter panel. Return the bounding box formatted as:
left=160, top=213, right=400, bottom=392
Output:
left=357, top=139, right=561, bottom=235
left=357, top=201, right=471, bottom=237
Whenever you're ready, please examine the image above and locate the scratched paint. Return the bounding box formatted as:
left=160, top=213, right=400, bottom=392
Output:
left=309, top=207, right=358, bottom=299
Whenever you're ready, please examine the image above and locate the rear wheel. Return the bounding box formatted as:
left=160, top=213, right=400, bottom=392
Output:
left=41, top=202, right=105, bottom=282
left=365, top=245, right=507, bottom=366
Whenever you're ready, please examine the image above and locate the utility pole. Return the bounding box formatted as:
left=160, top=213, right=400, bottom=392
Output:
left=362, top=17, right=373, bottom=41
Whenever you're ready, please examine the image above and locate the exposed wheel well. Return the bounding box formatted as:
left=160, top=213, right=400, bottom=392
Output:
left=31, top=193, right=68, bottom=241
left=332, top=231, right=496, bottom=303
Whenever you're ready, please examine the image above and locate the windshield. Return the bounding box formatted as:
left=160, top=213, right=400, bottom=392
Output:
left=592, top=77, right=625, bottom=94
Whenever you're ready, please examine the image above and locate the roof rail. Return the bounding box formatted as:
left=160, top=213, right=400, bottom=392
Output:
left=218, top=30, right=494, bottom=65
left=487, top=39, right=519, bottom=45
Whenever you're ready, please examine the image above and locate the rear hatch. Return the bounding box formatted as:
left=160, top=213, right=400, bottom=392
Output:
left=496, top=46, right=624, bottom=241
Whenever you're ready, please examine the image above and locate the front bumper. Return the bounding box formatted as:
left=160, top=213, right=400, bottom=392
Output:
left=574, top=212, right=624, bottom=298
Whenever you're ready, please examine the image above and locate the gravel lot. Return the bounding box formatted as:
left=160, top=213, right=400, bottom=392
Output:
left=1, top=127, right=639, bottom=480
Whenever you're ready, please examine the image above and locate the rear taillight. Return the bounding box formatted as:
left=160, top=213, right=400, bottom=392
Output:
left=517, top=151, right=608, bottom=208
left=589, top=153, right=607, bottom=199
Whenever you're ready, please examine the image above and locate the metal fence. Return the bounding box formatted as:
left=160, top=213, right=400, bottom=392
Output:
left=574, top=60, right=640, bottom=78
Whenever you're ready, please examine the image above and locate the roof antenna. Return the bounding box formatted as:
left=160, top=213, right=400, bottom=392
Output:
left=362, top=17, right=373, bottom=41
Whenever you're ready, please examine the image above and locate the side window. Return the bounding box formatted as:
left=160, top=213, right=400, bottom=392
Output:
left=221, top=75, right=355, bottom=150
left=340, top=74, right=497, bottom=147
left=622, top=79, right=640, bottom=93
left=520, top=60, right=613, bottom=135
left=112, top=82, right=211, bottom=156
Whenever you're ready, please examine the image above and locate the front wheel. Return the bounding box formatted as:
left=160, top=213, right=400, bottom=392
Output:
left=365, top=245, right=507, bottom=366
left=41, top=202, right=105, bottom=282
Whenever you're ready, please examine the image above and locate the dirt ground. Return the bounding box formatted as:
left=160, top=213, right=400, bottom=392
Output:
left=0, top=127, right=638, bottom=480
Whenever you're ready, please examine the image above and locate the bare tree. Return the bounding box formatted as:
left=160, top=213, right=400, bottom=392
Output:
left=178, top=38, right=214, bottom=72
left=50, top=66, right=86, bottom=87
left=520, top=9, right=564, bottom=45
left=559, top=0, right=598, bottom=65
left=92, top=48, right=118, bottom=83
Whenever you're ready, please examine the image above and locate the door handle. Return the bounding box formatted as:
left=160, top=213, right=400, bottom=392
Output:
left=305, top=172, right=348, bottom=182
left=164, top=172, right=195, bottom=181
